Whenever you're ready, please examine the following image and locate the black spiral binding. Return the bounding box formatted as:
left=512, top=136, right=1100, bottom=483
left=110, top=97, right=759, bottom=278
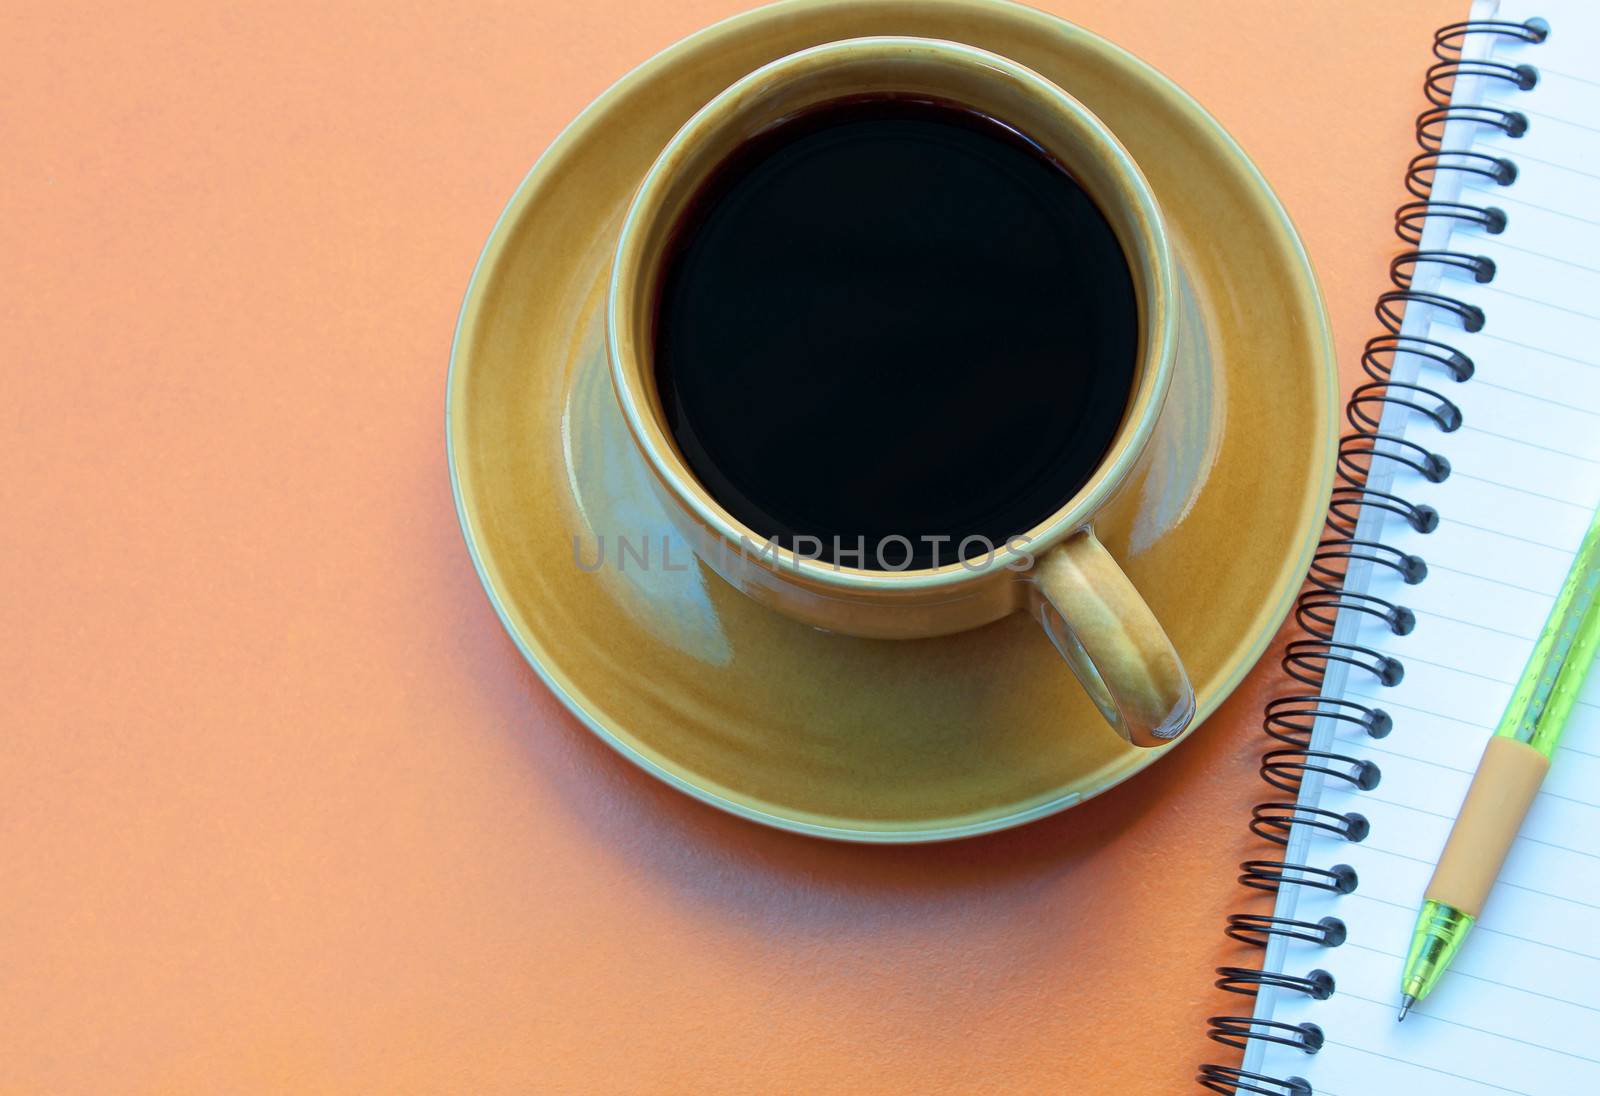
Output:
left=1198, top=16, right=1548, bottom=1095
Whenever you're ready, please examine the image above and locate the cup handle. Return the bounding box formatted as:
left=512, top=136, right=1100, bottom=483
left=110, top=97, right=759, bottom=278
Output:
left=1026, top=529, right=1195, bottom=747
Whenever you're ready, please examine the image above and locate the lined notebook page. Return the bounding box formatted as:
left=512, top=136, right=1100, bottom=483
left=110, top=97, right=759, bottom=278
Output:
left=1248, top=2, right=1600, bottom=1093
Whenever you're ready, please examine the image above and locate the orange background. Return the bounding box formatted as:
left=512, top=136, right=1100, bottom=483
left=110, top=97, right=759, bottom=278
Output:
left=3, top=1, right=1457, bottom=1092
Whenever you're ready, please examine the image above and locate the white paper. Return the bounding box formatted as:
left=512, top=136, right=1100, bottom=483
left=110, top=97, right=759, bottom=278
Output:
left=1246, top=3, right=1600, bottom=1093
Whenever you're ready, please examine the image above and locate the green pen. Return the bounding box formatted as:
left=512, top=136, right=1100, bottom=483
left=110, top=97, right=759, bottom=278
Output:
left=1398, top=501, right=1600, bottom=1021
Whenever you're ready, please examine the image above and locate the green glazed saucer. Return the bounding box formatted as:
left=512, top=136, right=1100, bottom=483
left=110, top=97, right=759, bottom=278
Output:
left=447, top=0, right=1336, bottom=842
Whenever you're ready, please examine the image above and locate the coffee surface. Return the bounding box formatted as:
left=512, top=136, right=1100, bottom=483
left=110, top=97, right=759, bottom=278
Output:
left=653, top=97, right=1138, bottom=569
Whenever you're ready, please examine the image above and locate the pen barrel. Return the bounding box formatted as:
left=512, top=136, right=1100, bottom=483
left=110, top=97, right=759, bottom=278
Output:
left=1425, top=736, right=1549, bottom=916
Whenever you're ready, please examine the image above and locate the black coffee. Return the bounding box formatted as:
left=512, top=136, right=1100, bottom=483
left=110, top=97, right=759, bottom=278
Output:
left=653, top=96, right=1138, bottom=569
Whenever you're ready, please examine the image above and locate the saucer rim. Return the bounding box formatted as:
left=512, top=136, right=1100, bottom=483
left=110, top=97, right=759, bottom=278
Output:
left=446, top=0, right=1337, bottom=843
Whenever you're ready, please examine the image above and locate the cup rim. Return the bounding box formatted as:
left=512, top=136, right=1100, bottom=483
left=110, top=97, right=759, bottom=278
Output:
left=608, top=35, right=1177, bottom=592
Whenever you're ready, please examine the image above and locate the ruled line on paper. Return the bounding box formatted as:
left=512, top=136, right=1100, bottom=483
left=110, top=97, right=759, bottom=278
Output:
left=1337, top=990, right=1600, bottom=1066
left=1352, top=792, right=1600, bottom=859
left=1505, top=144, right=1600, bottom=182
left=1341, top=689, right=1491, bottom=730
left=1358, top=648, right=1600, bottom=727
left=1479, top=282, right=1600, bottom=324
left=1374, top=650, right=1515, bottom=688
left=1319, top=1041, right=1532, bottom=1095
left=1481, top=99, right=1600, bottom=138
left=1427, top=560, right=1575, bottom=595
left=1472, top=327, right=1600, bottom=370
left=1434, top=516, right=1575, bottom=555
left=1408, top=605, right=1534, bottom=641
left=1355, top=845, right=1600, bottom=904
left=1340, top=689, right=1600, bottom=761
left=1532, top=65, right=1600, bottom=92
left=1341, top=941, right=1600, bottom=1015
left=1457, top=422, right=1600, bottom=466
left=1436, top=473, right=1589, bottom=512
left=1493, top=191, right=1600, bottom=232
left=1341, top=891, right=1600, bottom=962
left=1477, top=234, right=1600, bottom=276
left=1469, top=375, right=1600, bottom=414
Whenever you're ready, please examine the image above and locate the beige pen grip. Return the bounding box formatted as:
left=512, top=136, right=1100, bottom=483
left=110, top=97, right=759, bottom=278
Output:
left=1426, top=736, right=1550, bottom=917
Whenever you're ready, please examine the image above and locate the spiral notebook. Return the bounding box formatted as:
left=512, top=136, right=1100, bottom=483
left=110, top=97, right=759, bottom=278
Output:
left=1199, top=2, right=1600, bottom=1094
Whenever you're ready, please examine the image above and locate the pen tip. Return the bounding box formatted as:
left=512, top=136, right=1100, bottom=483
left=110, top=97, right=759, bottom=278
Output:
left=1398, top=994, right=1415, bottom=1023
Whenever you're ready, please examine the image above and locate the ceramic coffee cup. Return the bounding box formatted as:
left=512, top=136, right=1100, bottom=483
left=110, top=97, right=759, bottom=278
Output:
left=608, top=36, right=1197, bottom=748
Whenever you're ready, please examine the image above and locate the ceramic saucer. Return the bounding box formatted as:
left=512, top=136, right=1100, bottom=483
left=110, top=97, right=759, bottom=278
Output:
left=447, top=0, right=1336, bottom=841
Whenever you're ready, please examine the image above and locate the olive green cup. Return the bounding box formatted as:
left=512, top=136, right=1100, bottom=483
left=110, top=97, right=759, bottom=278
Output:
left=608, top=37, right=1197, bottom=748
